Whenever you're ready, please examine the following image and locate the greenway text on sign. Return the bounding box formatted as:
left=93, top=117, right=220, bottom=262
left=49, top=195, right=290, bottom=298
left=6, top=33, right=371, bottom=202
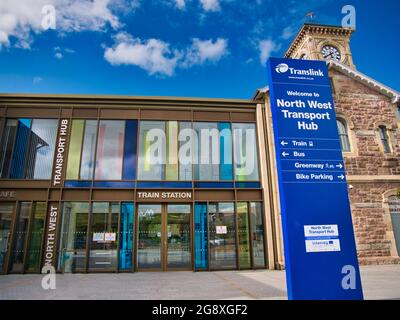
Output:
left=267, top=57, right=363, bottom=300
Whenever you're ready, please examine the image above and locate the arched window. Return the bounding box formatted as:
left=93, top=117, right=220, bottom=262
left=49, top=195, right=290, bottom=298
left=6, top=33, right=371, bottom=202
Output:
left=378, top=125, right=391, bottom=153
left=388, top=195, right=400, bottom=256
left=336, top=119, right=351, bottom=152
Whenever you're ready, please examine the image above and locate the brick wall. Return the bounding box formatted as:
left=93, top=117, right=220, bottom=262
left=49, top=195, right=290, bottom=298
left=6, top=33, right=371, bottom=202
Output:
left=330, top=68, right=400, bottom=264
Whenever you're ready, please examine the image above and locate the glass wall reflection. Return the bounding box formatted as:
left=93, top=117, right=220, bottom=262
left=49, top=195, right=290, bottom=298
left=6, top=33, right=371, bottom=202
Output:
left=0, top=118, right=58, bottom=180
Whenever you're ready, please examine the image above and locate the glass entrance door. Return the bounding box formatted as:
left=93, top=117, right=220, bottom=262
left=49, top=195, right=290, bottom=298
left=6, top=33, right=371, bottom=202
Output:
left=137, top=204, right=192, bottom=271
left=167, top=204, right=191, bottom=269
left=137, top=204, right=162, bottom=270
left=0, top=203, right=14, bottom=274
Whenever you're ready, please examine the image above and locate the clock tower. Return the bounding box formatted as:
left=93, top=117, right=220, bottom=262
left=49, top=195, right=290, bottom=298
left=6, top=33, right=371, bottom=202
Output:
left=285, top=23, right=356, bottom=69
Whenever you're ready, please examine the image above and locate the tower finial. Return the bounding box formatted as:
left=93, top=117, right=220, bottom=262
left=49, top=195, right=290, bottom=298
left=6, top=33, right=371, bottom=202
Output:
left=305, top=12, right=315, bottom=22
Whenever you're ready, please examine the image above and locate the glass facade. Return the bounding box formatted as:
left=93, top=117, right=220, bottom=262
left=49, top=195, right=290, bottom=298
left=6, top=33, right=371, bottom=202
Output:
left=58, top=202, right=89, bottom=273
left=63, top=120, right=260, bottom=186
left=26, top=202, right=46, bottom=272
left=0, top=119, right=58, bottom=179
left=0, top=115, right=266, bottom=274
left=58, top=202, right=136, bottom=272
left=0, top=203, right=13, bottom=273
left=209, top=202, right=237, bottom=269
left=138, top=122, right=165, bottom=181
left=232, top=123, right=259, bottom=181
left=167, top=204, right=191, bottom=269
left=194, top=201, right=265, bottom=270
left=9, top=202, right=31, bottom=273
left=89, top=202, right=119, bottom=271
left=237, top=202, right=251, bottom=269
left=119, top=203, right=134, bottom=270
left=0, top=202, right=46, bottom=273
left=250, top=202, right=266, bottom=267
left=137, top=204, right=162, bottom=269
left=194, top=203, right=208, bottom=269
left=95, top=121, right=125, bottom=180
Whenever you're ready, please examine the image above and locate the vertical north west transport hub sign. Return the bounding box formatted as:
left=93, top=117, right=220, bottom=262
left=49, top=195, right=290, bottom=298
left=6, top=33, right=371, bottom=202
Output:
left=267, top=57, right=363, bottom=300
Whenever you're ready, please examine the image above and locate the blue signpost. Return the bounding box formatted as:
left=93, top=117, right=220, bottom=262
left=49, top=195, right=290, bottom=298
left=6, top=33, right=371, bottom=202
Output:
left=267, top=57, right=363, bottom=300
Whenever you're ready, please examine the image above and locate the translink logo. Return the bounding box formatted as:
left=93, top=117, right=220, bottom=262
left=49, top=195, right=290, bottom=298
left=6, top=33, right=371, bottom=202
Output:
left=275, top=63, right=324, bottom=77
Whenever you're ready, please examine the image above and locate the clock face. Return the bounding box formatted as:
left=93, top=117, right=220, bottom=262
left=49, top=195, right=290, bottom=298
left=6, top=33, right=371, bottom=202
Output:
left=321, top=45, right=341, bottom=61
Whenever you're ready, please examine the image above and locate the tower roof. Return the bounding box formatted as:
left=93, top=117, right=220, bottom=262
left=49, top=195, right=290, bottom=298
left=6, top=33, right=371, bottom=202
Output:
left=285, top=23, right=355, bottom=58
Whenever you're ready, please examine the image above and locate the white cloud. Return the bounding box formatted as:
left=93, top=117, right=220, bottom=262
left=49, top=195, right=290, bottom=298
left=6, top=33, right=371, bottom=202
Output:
left=281, top=26, right=296, bottom=40
left=259, top=39, right=279, bottom=65
left=104, top=32, right=229, bottom=76
left=174, top=0, right=186, bottom=9
left=0, top=0, right=133, bottom=49
left=104, top=33, right=181, bottom=76
left=199, top=0, right=220, bottom=12
left=54, top=46, right=74, bottom=59
left=183, top=38, right=228, bottom=67
left=33, top=76, right=43, bottom=84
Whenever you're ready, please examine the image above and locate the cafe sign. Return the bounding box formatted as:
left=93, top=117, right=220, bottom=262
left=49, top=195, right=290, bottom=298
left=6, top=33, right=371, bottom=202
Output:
left=0, top=191, right=16, bottom=199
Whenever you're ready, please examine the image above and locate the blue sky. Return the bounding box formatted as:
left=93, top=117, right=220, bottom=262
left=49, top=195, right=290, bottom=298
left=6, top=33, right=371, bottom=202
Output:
left=0, top=0, right=399, bottom=99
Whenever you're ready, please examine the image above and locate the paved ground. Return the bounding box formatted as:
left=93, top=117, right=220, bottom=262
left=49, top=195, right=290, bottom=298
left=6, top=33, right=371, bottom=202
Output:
left=0, top=265, right=399, bottom=300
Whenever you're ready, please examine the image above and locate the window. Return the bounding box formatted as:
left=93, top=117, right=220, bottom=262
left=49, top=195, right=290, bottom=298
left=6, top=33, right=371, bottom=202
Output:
left=137, top=121, right=195, bottom=181
left=336, top=119, right=351, bottom=152
left=179, top=122, right=193, bottom=181
left=0, top=119, right=58, bottom=179
left=66, top=120, right=98, bottom=180
left=194, top=122, right=220, bottom=181
left=232, top=123, right=259, bottom=181
left=119, top=203, right=134, bottom=270
left=95, top=120, right=125, bottom=180
left=8, top=202, right=47, bottom=273
left=138, top=121, right=166, bottom=180
left=194, top=203, right=208, bottom=269
left=397, top=106, right=400, bottom=120
left=237, top=202, right=251, bottom=268
left=250, top=202, right=266, bottom=267
left=0, top=203, right=14, bottom=273
left=208, top=202, right=237, bottom=269
left=66, top=119, right=138, bottom=181
left=58, top=202, right=89, bottom=272
left=89, top=202, right=119, bottom=271
left=378, top=125, right=391, bottom=154
left=388, top=195, right=400, bottom=256
left=26, top=202, right=46, bottom=272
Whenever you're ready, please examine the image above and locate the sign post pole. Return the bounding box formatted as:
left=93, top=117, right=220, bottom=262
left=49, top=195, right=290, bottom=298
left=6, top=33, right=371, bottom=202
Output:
left=267, top=57, right=363, bottom=300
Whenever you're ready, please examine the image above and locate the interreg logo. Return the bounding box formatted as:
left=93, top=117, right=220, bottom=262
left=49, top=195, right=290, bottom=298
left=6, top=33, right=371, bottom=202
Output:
left=275, top=63, right=325, bottom=77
